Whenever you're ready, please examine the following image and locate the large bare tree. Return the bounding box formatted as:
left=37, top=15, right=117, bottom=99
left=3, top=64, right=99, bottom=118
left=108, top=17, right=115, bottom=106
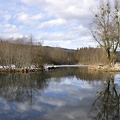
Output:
left=90, top=0, right=120, bottom=66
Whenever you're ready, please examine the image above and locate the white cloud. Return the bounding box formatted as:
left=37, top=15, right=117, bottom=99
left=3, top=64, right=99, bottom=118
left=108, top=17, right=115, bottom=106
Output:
left=39, top=24, right=89, bottom=40
left=37, top=18, right=66, bottom=29
left=3, top=14, right=11, bottom=22
left=16, top=12, right=44, bottom=25
left=0, top=33, right=23, bottom=39
left=0, top=0, right=99, bottom=49
left=20, top=0, right=98, bottom=23
left=16, top=13, right=32, bottom=24
left=3, top=24, right=18, bottom=33
left=20, top=0, right=47, bottom=6
left=37, top=25, right=96, bottom=49
left=17, top=13, right=28, bottom=22
left=31, top=14, right=43, bottom=21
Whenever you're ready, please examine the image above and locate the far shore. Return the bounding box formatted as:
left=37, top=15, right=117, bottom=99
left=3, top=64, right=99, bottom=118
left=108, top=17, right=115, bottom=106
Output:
left=1, top=64, right=120, bottom=73
left=0, top=64, right=87, bottom=73
left=88, top=63, right=120, bottom=72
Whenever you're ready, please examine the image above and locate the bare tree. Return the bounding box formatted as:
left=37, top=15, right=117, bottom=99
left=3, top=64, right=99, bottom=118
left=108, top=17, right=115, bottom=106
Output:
left=90, top=0, right=120, bottom=66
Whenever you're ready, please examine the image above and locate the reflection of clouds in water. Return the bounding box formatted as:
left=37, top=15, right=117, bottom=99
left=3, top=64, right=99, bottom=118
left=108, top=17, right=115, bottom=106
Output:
left=0, top=98, right=10, bottom=111
left=16, top=102, right=30, bottom=112
left=47, top=77, right=93, bottom=90
left=2, top=103, right=10, bottom=111
left=0, top=74, right=103, bottom=120
left=41, top=84, right=95, bottom=105
left=49, top=76, right=103, bottom=90
left=115, top=74, right=120, bottom=85
left=43, top=101, right=92, bottom=120
left=32, top=105, right=42, bottom=111
left=38, top=96, right=67, bottom=107
left=114, top=74, right=120, bottom=94
left=44, top=77, right=101, bottom=99
left=16, top=101, right=43, bottom=112
left=39, top=77, right=102, bottom=119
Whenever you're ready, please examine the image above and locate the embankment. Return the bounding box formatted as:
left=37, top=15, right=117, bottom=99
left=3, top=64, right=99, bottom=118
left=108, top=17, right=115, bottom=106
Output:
left=88, top=63, right=120, bottom=72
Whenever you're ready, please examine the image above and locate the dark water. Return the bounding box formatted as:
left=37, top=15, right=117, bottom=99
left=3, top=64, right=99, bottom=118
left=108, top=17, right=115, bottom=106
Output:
left=0, top=67, right=120, bottom=120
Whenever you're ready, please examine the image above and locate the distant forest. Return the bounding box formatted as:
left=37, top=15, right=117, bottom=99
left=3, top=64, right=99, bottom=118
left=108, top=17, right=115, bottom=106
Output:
left=0, top=37, right=120, bottom=68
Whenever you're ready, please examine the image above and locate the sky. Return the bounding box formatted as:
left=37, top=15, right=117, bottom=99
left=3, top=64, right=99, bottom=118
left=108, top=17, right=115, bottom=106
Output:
left=0, top=0, right=99, bottom=49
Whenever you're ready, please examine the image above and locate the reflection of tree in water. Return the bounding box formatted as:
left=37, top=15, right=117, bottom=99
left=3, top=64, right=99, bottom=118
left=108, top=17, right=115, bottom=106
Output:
left=0, top=68, right=77, bottom=103
left=0, top=72, right=48, bottom=104
left=46, top=67, right=107, bottom=82
left=75, top=67, right=108, bottom=82
left=0, top=67, right=111, bottom=105
left=46, top=67, right=77, bottom=79
left=90, top=74, right=120, bottom=120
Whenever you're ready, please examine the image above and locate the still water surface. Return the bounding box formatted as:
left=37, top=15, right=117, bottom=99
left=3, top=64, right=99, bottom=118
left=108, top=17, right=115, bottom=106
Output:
left=0, top=66, right=120, bottom=120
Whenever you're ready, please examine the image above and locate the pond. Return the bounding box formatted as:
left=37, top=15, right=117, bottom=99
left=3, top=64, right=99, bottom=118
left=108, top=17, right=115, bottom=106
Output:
left=0, top=66, right=120, bottom=120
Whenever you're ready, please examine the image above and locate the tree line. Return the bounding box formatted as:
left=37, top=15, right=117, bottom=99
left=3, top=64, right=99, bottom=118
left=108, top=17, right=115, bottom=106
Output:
left=0, top=37, right=120, bottom=68
left=0, top=37, right=77, bottom=68
left=76, top=47, right=108, bottom=65
left=0, top=37, right=43, bottom=68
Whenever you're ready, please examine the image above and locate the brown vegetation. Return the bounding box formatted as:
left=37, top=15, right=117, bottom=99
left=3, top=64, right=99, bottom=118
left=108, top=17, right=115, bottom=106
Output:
left=0, top=37, right=77, bottom=73
left=0, top=36, right=44, bottom=72
left=76, top=47, right=108, bottom=65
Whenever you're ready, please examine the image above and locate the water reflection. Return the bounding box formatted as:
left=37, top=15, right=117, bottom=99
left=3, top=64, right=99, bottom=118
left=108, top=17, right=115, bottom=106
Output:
left=0, top=67, right=119, bottom=120
left=45, top=67, right=107, bottom=81
left=0, top=67, right=107, bottom=102
left=0, top=72, right=48, bottom=103
left=90, top=74, right=120, bottom=120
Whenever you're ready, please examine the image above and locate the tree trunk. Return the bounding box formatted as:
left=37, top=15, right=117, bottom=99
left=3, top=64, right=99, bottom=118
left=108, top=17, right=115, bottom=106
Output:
left=106, top=51, right=116, bottom=67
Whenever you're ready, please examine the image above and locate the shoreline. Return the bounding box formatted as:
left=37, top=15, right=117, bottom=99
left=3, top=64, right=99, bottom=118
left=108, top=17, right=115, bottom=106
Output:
left=1, top=64, right=120, bottom=73
left=0, top=64, right=86, bottom=73
left=88, top=64, right=120, bottom=72
left=0, top=67, right=43, bottom=73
